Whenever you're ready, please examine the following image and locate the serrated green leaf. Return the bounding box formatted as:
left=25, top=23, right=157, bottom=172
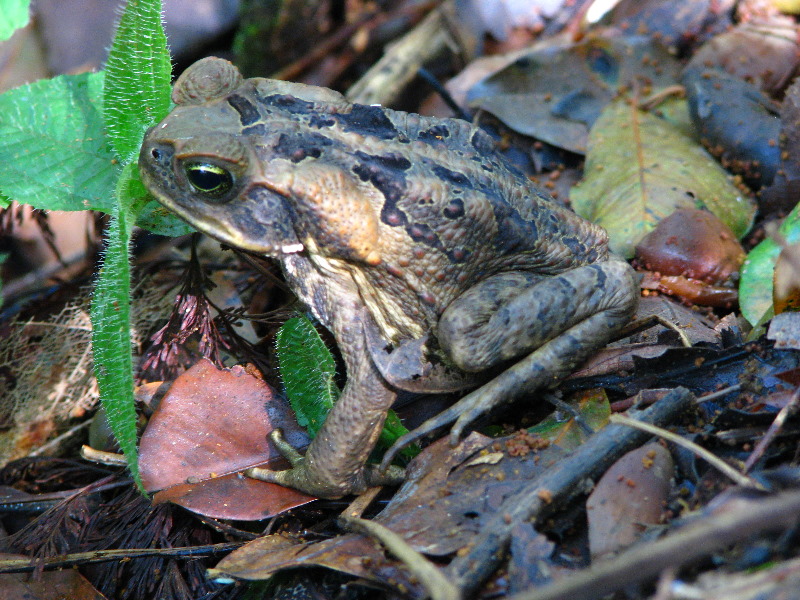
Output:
left=0, top=72, right=119, bottom=212
left=91, top=166, right=141, bottom=491
left=0, top=0, right=30, bottom=42
left=740, top=202, right=800, bottom=325
left=571, top=99, right=756, bottom=258
left=276, top=317, right=339, bottom=437
left=91, top=0, right=172, bottom=493
left=379, top=410, right=418, bottom=460
left=276, top=315, right=416, bottom=458
left=103, top=0, right=171, bottom=161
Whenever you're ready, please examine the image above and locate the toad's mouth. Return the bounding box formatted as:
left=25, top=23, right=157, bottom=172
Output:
left=166, top=207, right=307, bottom=257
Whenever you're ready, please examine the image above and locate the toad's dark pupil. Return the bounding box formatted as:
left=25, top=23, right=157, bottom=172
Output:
left=185, top=163, right=233, bottom=196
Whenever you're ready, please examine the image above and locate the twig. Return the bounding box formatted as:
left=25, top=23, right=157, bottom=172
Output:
left=346, top=1, right=460, bottom=106
left=609, top=414, right=764, bottom=490
left=342, top=486, right=383, bottom=519
left=617, top=314, right=692, bottom=348
left=270, top=11, right=377, bottom=83
left=80, top=445, right=127, bottom=466
left=340, top=515, right=460, bottom=600
left=0, top=542, right=242, bottom=574
left=271, top=2, right=437, bottom=84
left=638, top=84, right=686, bottom=110
left=504, top=489, right=800, bottom=600
left=743, top=384, right=800, bottom=473
left=447, top=387, right=694, bottom=597
left=29, top=420, right=93, bottom=457
left=694, top=384, right=741, bottom=404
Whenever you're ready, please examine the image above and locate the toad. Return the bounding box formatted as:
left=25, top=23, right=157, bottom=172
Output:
left=138, top=57, right=638, bottom=498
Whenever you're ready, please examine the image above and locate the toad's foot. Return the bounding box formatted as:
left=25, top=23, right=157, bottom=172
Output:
left=246, top=429, right=405, bottom=499
left=380, top=305, right=633, bottom=471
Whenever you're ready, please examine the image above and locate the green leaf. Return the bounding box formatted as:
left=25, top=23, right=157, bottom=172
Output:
left=103, top=0, right=171, bottom=161
left=276, top=315, right=415, bottom=458
left=275, top=316, right=339, bottom=438
left=0, top=0, right=30, bottom=42
left=91, top=165, right=141, bottom=491
left=740, top=203, right=800, bottom=325
left=379, top=410, right=418, bottom=460
left=136, top=198, right=196, bottom=237
left=91, top=0, right=172, bottom=492
left=117, top=163, right=194, bottom=237
left=0, top=72, right=119, bottom=212
left=528, top=389, right=610, bottom=451
left=571, top=99, right=756, bottom=258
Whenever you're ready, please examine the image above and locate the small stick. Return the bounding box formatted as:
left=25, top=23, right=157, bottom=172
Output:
left=80, top=445, right=127, bottom=467
left=340, top=515, right=460, bottom=600
left=504, top=489, right=800, bottom=600
left=609, top=414, right=764, bottom=490
left=448, top=387, right=694, bottom=597
left=743, top=384, right=800, bottom=473
left=0, top=542, right=242, bottom=574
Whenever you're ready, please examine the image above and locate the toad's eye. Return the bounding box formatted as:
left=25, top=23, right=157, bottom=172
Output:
left=184, top=162, right=233, bottom=197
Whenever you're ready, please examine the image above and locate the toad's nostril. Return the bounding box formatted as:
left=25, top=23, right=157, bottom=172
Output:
left=151, top=148, right=162, bottom=160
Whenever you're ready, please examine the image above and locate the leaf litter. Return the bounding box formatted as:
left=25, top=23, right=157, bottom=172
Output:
left=7, top=1, right=800, bottom=599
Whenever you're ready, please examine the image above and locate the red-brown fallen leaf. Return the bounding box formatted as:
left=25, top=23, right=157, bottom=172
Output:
left=650, top=275, right=739, bottom=308
left=586, top=442, right=673, bottom=558
left=210, top=530, right=427, bottom=597
left=0, top=555, right=105, bottom=599
left=139, top=358, right=314, bottom=519
left=152, top=474, right=313, bottom=521
left=635, top=208, right=745, bottom=285
left=635, top=208, right=744, bottom=307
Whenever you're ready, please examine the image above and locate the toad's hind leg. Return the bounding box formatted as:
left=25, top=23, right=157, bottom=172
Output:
left=381, top=256, right=637, bottom=468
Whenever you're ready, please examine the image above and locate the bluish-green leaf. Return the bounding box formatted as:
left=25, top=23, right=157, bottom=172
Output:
left=103, top=0, right=171, bottom=161
left=0, top=72, right=119, bottom=212
left=0, top=0, right=30, bottom=42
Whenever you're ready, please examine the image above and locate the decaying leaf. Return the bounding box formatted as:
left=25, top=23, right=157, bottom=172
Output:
left=777, top=76, right=800, bottom=182
left=586, top=442, right=673, bottom=558
left=683, top=68, right=782, bottom=186
left=636, top=208, right=745, bottom=283
left=635, top=208, right=744, bottom=307
left=602, top=0, right=734, bottom=51
left=0, top=557, right=105, bottom=600
left=467, top=35, right=682, bottom=153
left=527, top=388, right=610, bottom=451
left=139, top=358, right=314, bottom=520
left=0, top=275, right=176, bottom=468
left=571, top=99, right=755, bottom=258
left=685, top=21, right=800, bottom=96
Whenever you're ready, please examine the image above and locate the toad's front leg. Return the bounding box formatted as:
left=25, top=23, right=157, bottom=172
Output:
left=247, top=317, right=404, bottom=499
left=382, top=256, right=638, bottom=466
